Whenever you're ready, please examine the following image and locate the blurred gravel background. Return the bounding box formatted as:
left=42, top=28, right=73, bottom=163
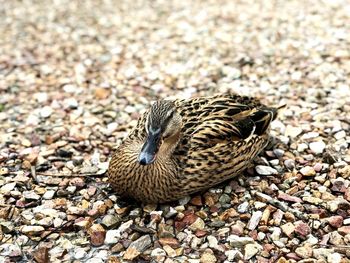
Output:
left=0, top=0, right=350, bottom=262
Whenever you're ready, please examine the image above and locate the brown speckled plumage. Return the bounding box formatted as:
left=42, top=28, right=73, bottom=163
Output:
left=108, top=94, right=281, bottom=203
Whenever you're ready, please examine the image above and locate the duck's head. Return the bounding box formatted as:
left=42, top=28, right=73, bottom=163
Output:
left=138, top=100, right=182, bottom=165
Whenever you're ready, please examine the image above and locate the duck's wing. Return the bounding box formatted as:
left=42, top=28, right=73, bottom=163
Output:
left=177, top=99, right=279, bottom=146
left=174, top=102, right=280, bottom=193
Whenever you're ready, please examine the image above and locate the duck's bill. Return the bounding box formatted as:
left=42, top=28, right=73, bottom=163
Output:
left=138, top=133, right=160, bottom=165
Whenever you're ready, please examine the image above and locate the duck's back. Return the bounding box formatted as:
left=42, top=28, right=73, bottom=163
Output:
left=172, top=94, right=278, bottom=195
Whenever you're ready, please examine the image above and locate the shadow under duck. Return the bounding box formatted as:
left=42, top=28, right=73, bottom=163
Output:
left=108, top=94, right=282, bottom=203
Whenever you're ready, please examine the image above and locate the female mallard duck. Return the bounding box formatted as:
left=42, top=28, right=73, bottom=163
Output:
left=108, top=94, right=281, bottom=203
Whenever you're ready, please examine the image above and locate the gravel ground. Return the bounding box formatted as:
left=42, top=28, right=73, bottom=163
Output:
left=1, top=0, right=350, bottom=262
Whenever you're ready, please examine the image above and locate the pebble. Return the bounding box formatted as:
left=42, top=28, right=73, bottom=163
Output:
left=327, top=253, right=342, bottom=263
left=225, top=250, right=242, bottom=262
left=334, top=130, right=346, bottom=140
left=285, top=126, right=302, bottom=138
left=23, top=190, right=41, bottom=200
left=247, top=211, right=262, bottom=230
left=40, top=106, right=53, bottom=118
left=124, top=235, right=152, bottom=260
left=104, top=230, right=120, bottom=245
left=237, top=202, right=249, bottom=213
left=325, top=216, right=343, bottom=228
left=42, top=190, right=55, bottom=199
left=244, top=243, right=262, bottom=260
left=295, top=245, right=313, bottom=259
left=20, top=225, right=45, bottom=235
left=0, top=182, right=16, bottom=194
left=101, top=215, right=121, bottom=229
left=294, top=221, right=311, bottom=237
left=207, top=235, right=219, bottom=250
left=88, top=224, right=106, bottom=246
left=151, top=248, right=166, bottom=257
left=189, top=217, right=205, bottom=231
left=255, top=165, right=278, bottom=175
left=227, top=235, right=254, bottom=247
left=74, top=248, right=87, bottom=260
left=309, top=141, right=326, bottom=154
left=300, top=166, right=316, bottom=177
left=338, top=226, right=350, bottom=235
left=200, top=249, right=217, bottom=263
left=284, top=159, right=295, bottom=170
left=281, top=222, right=295, bottom=237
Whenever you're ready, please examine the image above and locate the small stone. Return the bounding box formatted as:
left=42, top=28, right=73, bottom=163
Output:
left=0, top=182, right=16, bottom=194
left=278, top=192, right=302, bottom=203
left=111, top=243, right=124, bottom=253
left=230, top=222, right=244, bottom=236
left=178, top=196, right=191, bottom=205
left=40, top=106, right=53, bottom=118
left=158, top=238, right=180, bottom=248
left=338, top=165, right=350, bottom=178
left=343, top=218, right=350, bottom=225
left=294, top=221, right=311, bottom=237
left=309, top=141, right=326, bottom=154
left=327, top=253, right=342, bottom=263
left=327, top=198, right=350, bottom=212
left=270, top=227, right=281, bottom=240
left=272, top=209, right=284, bottom=225
left=200, top=249, right=217, bottom=263
left=163, top=245, right=176, bottom=257
left=124, top=235, right=152, bottom=260
left=105, top=230, right=120, bottom=245
left=285, top=126, right=302, bottom=137
left=219, top=193, right=231, bottom=204
left=300, top=166, right=316, bottom=177
left=303, top=196, right=323, bottom=205
left=273, top=149, right=285, bottom=158
left=305, top=235, right=319, bottom=245
left=255, top=165, right=278, bottom=175
left=207, top=235, right=219, bottom=249
left=190, top=195, right=203, bottom=206
left=334, top=130, right=346, bottom=140
left=295, top=244, right=312, bottom=259
left=102, top=215, right=121, bottom=229
left=313, top=163, right=323, bottom=172
left=338, top=226, right=350, bottom=235
left=228, top=235, right=254, bottom=247
left=74, top=248, right=87, bottom=259
left=88, top=224, right=106, bottom=246
left=326, top=216, right=343, bottom=228
left=281, top=222, right=295, bottom=237
left=123, top=247, right=140, bottom=261
left=225, top=250, right=242, bottom=261
left=313, top=248, right=333, bottom=260
left=329, top=231, right=345, bottom=245
left=151, top=248, right=166, bottom=257
left=20, top=225, right=45, bottom=235
left=284, top=159, right=295, bottom=170
left=42, top=190, right=55, bottom=199
left=297, top=143, right=308, bottom=152
left=237, top=201, right=249, bottom=213
left=247, top=211, right=262, bottom=230
left=158, top=223, right=175, bottom=238
left=23, top=191, right=40, bottom=200
left=244, top=243, right=262, bottom=260
left=95, top=87, right=111, bottom=99
left=189, top=217, right=205, bottom=231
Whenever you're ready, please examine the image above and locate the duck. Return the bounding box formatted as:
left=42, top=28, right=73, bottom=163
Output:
left=108, top=93, right=282, bottom=203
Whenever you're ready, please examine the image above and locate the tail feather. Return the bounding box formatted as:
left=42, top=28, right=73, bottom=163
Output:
left=250, top=104, right=285, bottom=135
